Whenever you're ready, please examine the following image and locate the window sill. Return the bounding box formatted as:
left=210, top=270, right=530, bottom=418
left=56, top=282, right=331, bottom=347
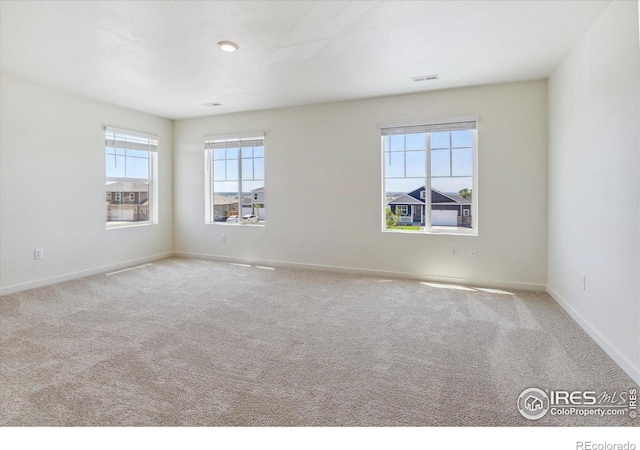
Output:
left=206, top=222, right=265, bottom=227
left=106, top=221, right=156, bottom=230
left=383, top=227, right=477, bottom=237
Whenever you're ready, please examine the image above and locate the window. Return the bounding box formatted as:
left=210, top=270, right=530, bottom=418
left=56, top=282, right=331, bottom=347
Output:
left=205, top=133, right=265, bottom=224
left=105, top=127, right=158, bottom=227
left=381, top=116, right=477, bottom=234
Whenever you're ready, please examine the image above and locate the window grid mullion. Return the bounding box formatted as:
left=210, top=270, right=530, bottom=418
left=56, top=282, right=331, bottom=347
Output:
left=425, top=132, right=432, bottom=230
left=238, top=148, right=243, bottom=223
left=449, top=132, right=453, bottom=177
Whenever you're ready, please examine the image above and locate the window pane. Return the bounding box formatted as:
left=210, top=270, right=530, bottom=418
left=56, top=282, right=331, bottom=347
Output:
left=242, top=147, right=253, bottom=158
left=405, top=150, right=426, bottom=178
left=226, top=159, right=238, bottom=180
left=431, top=131, right=450, bottom=149
left=431, top=177, right=472, bottom=196
left=430, top=177, right=472, bottom=229
left=405, top=133, right=426, bottom=150
left=213, top=181, right=239, bottom=222
left=226, top=147, right=238, bottom=159
left=431, top=149, right=450, bottom=177
left=126, top=149, right=148, bottom=159
left=390, top=135, right=404, bottom=151
left=254, top=158, right=264, bottom=180
left=384, top=179, right=424, bottom=231
left=106, top=181, right=150, bottom=223
left=385, top=151, right=404, bottom=178
left=452, top=148, right=472, bottom=176
left=243, top=180, right=263, bottom=192
left=106, top=155, right=126, bottom=178
left=241, top=181, right=264, bottom=223
left=253, top=146, right=264, bottom=158
left=213, top=148, right=226, bottom=160
left=213, top=181, right=239, bottom=197
left=242, top=158, right=253, bottom=180
left=452, top=130, right=472, bottom=148
left=213, top=160, right=226, bottom=181
left=125, top=155, right=149, bottom=179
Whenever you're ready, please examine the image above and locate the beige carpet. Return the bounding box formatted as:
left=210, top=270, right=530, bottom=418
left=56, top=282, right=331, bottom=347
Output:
left=0, top=257, right=636, bottom=426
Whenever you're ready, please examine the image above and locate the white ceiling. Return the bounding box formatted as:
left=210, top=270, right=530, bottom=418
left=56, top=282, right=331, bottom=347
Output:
left=0, top=1, right=611, bottom=120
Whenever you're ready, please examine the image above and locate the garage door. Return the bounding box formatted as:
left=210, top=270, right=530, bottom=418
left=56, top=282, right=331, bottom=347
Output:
left=431, top=210, right=457, bottom=226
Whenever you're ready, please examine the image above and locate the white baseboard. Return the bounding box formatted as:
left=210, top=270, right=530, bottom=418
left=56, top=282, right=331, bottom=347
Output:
left=547, top=285, right=640, bottom=386
left=0, top=251, right=175, bottom=296
left=174, top=251, right=547, bottom=292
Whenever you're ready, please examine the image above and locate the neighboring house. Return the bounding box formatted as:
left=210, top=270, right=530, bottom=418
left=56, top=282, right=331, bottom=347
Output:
left=241, top=187, right=265, bottom=220
left=388, top=186, right=472, bottom=227
left=213, top=193, right=239, bottom=220
left=106, top=182, right=149, bottom=222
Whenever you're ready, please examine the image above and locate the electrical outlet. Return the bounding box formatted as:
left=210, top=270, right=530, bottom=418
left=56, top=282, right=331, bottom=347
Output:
left=221, top=233, right=226, bottom=243
left=34, top=248, right=44, bottom=260
left=581, top=275, right=586, bottom=291
left=469, top=248, right=477, bottom=259
left=450, top=247, right=458, bottom=258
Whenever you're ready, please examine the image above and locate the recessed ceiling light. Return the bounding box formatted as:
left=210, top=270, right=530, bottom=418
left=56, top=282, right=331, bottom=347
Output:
left=217, top=41, right=239, bottom=52
left=412, top=74, right=439, bottom=82
left=202, top=102, right=223, bottom=107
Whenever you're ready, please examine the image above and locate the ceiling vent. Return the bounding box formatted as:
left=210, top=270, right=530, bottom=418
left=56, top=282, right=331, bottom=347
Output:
left=411, top=74, right=439, bottom=82
left=202, top=102, right=223, bottom=107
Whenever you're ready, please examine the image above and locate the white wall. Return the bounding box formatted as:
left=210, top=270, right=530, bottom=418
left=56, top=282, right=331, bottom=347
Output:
left=174, top=80, right=548, bottom=290
left=548, top=1, right=640, bottom=384
left=0, top=76, right=174, bottom=294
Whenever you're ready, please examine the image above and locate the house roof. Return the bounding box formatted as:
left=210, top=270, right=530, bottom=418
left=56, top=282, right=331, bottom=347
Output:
left=213, top=194, right=236, bottom=206
left=445, top=193, right=471, bottom=204
left=106, top=181, right=149, bottom=193
left=389, top=194, right=424, bottom=206
left=431, top=189, right=471, bottom=204
left=392, top=187, right=472, bottom=205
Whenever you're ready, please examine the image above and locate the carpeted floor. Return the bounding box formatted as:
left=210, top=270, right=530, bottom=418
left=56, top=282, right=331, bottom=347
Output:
left=0, top=257, right=637, bottom=426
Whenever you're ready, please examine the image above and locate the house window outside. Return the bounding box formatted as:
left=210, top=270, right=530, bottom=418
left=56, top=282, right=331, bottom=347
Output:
left=105, top=127, right=158, bottom=227
left=381, top=117, right=477, bottom=234
left=205, top=133, right=265, bottom=225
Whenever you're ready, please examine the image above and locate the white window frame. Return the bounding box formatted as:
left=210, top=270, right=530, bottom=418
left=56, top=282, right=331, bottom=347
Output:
left=380, top=115, right=478, bottom=235
left=105, top=126, right=158, bottom=228
left=396, top=205, right=409, bottom=216
left=204, top=132, right=265, bottom=226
